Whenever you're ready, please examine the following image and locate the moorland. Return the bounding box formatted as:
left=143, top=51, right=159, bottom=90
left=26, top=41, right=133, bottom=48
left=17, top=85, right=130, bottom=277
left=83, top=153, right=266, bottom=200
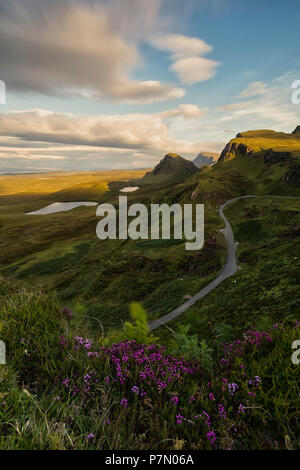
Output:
left=0, top=128, right=299, bottom=449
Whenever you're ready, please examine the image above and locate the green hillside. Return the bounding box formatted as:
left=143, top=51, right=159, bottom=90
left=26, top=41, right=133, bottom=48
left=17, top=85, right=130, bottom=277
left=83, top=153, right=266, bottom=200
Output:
left=188, top=129, right=300, bottom=204
left=109, top=153, right=199, bottom=190
left=139, top=153, right=199, bottom=185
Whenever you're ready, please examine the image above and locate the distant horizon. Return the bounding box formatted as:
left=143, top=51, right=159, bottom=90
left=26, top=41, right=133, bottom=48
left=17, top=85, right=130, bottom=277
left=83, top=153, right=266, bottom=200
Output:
left=0, top=167, right=152, bottom=175
left=0, top=149, right=222, bottom=174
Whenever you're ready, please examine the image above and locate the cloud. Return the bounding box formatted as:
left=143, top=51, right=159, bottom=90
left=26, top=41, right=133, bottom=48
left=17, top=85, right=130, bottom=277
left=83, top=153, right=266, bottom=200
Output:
left=236, top=81, right=268, bottom=98
left=217, top=101, right=254, bottom=111
left=216, top=73, right=300, bottom=130
left=0, top=107, right=223, bottom=171
left=105, top=0, right=170, bottom=39
left=152, top=34, right=213, bottom=58
left=158, top=104, right=206, bottom=118
left=170, top=57, right=220, bottom=85
left=0, top=0, right=184, bottom=103
left=151, top=33, right=220, bottom=84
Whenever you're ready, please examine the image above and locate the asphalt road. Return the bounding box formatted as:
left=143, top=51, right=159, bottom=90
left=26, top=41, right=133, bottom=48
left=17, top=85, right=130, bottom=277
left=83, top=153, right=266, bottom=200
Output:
left=148, top=194, right=300, bottom=331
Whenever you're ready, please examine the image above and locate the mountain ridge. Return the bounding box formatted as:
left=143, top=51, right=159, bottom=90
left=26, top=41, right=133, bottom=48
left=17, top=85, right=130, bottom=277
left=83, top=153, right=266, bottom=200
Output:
left=186, top=127, right=300, bottom=203
left=193, top=152, right=219, bottom=168
left=140, top=153, right=198, bottom=184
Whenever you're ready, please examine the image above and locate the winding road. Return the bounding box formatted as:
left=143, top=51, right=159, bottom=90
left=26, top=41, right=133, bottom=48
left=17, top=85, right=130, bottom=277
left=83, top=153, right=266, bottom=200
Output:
left=148, top=194, right=300, bottom=331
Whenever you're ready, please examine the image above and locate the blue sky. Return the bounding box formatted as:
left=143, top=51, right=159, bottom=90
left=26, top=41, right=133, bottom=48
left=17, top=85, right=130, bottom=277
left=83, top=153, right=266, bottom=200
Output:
left=0, top=0, right=300, bottom=171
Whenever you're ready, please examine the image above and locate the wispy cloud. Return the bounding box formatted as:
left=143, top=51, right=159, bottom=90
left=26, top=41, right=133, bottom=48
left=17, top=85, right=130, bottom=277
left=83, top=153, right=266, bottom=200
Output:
left=236, top=81, right=268, bottom=98
left=0, top=0, right=184, bottom=103
left=151, top=33, right=220, bottom=84
left=217, top=101, right=254, bottom=111
left=217, top=73, right=299, bottom=130
left=158, top=104, right=206, bottom=118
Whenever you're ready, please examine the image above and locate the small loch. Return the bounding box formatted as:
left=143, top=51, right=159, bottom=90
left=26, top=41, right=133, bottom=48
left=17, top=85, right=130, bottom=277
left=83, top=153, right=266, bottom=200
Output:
left=26, top=201, right=98, bottom=215
left=119, top=187, right=140, bottom=193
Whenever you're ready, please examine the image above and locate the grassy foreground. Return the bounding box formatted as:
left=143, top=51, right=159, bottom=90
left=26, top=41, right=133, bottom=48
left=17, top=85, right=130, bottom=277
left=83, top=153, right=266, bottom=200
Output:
left=0, top=280, right=299, bottom=450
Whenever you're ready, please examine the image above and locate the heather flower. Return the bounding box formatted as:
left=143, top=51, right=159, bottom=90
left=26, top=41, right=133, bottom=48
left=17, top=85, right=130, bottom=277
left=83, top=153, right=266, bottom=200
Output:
left=248, top=376, right=262, bottom=387
left=59, top=336, right=69, bottom=348
left=131, top=386, right=139, bottom=395
left=218, top=404, right=227, bottom=419
left=228, top=382, right=238, bottom=396
left=176, top=414, right=183, bottom=424
left=171, top=395, right=179, bottom=406
left=120, top=398, right=128, bottom=408
left=62, top=378, right=70, bottom=388
left=87, top=351, right=99, bottom=358
left=84, top=339, right=92, bottom=350
left=61, top=306, right=73, bottom=319
left=206, top=431, right=216, bottom=445
left=203, top=411, right=211, bottom=427
left=72, top=386, right=80, bottom=396
left=208, top=392, right=215, bottom=401
left=87, top=433, right=95, bottom=440
left=238, top=403, right=245, bottom=414
left=221, top=357, right=230, bottom=367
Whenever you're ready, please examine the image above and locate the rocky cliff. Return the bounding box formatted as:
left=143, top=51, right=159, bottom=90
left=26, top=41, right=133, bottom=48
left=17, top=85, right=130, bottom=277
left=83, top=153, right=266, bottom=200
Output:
left=193, top=152, right=219, bottom=168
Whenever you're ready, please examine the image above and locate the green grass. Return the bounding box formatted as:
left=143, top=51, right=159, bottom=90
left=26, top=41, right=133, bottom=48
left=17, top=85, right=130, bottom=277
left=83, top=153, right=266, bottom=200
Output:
left=17, top=243, right=91, bottom=278
left=187, top=130, right=300, bottom=205
left=231, top=129, right=300, bottom=153
left=236, top=219, right=267, bottom=242
left=0, top=281, right=299, bottom=450
left=160, top=197, right=300, bottom=342
left=0, top=170, right=224, bottom=330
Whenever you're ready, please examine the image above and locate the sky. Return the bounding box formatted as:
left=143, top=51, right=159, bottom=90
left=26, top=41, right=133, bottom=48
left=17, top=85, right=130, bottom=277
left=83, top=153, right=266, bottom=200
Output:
left=0, top=0, right=300, bottom=172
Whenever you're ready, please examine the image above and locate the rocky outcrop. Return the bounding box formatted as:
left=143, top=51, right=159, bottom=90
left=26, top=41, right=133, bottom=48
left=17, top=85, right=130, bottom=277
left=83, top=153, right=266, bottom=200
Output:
left=151, top=153, right=197, bottom=176
left=281, top=164, right=300, bottom=186
left=264, top=150, right=293, bottom=163
left=140, top=153, right=198, bottom=184
left=193, top=152, right=218, bottom=168
left=218, top=142, right=254, bottom=162
left=109, top=154, right=198, bottom=189
left=292, top=126, right=300, bottom=134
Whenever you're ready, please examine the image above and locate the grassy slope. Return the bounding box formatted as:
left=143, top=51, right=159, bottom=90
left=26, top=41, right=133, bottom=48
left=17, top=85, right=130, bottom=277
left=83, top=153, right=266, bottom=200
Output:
left=0, top=281, right=299, bottom=450
left=0, top=169, right=149, bottom=197
left=158, top=196, right=300, bottom=342
left=0, top=169, right=224, bottom=330
left=231, top=129, right=300, bottom=153
left=187, top=130, right=300, bottom=204
left=138, top=153, right=198, bottom=186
